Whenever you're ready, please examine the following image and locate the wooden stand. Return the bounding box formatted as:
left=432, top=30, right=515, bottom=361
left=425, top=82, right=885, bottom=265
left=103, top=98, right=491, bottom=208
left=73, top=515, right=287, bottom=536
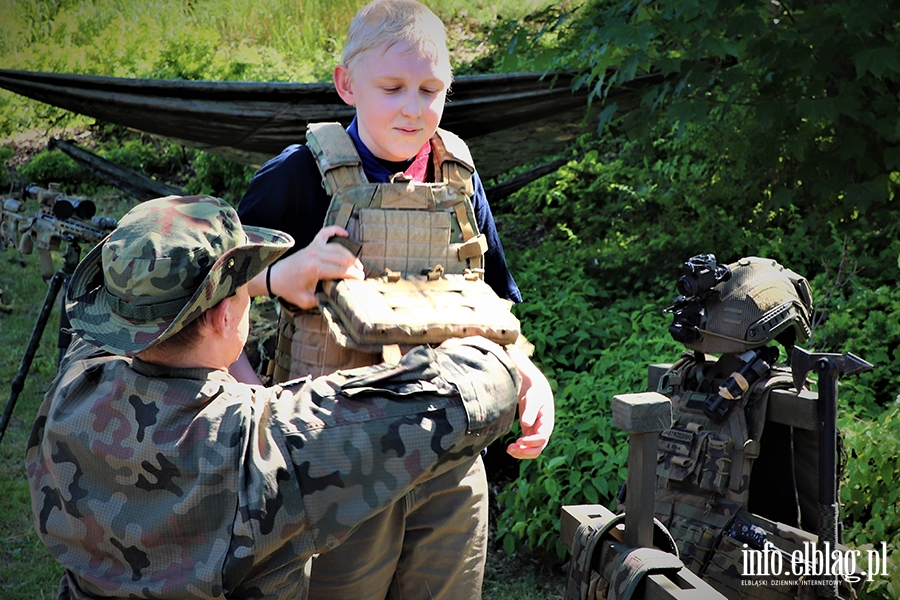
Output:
left=613, top=392, right=671, bottom=549
left=560, top=391, right=727, bottom=600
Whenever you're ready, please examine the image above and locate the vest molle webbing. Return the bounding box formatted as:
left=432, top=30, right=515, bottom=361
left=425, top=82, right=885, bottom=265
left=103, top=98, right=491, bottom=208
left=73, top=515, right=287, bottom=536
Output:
left=654, top=352, right=789, bottom=585
left=307, top=122, right=485, bottom=277
left=651, top=352, right=861, bottom=599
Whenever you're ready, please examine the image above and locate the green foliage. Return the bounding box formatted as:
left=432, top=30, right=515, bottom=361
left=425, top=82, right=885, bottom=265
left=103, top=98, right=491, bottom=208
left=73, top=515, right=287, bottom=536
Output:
left=184, top=152, right=255, bottom=202
left=100, top=137, right=194, bottom=180
left=457, top=2, right=581, bottom=74
left=544, top=0, right=900, bottom=286
left=495, top=123, right=814, bottom=298
left=840, top=402, right=900, bottom=600
left=152, top=28, right=221, bottom=81
left=18, top=150, right=100, bottom=192
left=14, top=131, right=198, bottom=200
left=497, top=244, right=682, bottom=558
left=9, top=127, right=255, bottom=204
left=810, top=280, right=900, bottom=415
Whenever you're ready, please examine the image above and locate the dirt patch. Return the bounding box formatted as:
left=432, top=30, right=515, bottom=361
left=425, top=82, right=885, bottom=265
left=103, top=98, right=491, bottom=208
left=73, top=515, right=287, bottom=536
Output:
left=1, top=125, right=93, bottom=168
left=484, top=521, right=567, bottom=598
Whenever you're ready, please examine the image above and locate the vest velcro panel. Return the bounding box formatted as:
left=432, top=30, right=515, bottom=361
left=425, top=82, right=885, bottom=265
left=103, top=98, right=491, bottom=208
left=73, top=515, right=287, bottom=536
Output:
left=358, top=208, right=454, bottom=276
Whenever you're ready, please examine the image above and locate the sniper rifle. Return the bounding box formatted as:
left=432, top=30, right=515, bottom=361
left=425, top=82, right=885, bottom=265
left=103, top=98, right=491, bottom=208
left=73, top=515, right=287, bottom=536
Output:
left=0, top=183, right=117, bottom=445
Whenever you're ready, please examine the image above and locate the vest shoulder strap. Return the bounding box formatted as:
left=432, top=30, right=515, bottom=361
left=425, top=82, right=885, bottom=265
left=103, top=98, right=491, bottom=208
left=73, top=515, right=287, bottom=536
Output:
left=434, top=128, right=474, bottom=171
left=308, top=122, right=477, bottom=198
left=306, top=122, right=367, bottom=196
left=432, top=128, right=475, bottom=197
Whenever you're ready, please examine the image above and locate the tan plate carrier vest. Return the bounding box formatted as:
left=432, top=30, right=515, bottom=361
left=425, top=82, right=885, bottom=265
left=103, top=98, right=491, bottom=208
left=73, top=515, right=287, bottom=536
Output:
left=271, top=123, right=520, bottom=381
left=652, top=352, right=861, bottom=600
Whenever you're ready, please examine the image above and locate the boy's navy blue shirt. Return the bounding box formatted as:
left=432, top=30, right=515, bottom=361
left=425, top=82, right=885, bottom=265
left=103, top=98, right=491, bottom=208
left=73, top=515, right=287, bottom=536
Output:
left=238, top=118, right=522, bottom=302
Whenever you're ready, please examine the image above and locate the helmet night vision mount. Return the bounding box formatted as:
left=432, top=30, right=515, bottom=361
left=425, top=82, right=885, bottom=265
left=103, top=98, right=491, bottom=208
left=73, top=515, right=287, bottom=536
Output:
left=665, top=254, right=813, bottom=356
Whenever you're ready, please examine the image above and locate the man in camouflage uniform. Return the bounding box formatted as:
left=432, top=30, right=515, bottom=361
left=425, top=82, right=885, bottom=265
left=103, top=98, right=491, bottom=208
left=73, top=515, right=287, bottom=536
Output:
left=25, top=195, right=532, bottom=600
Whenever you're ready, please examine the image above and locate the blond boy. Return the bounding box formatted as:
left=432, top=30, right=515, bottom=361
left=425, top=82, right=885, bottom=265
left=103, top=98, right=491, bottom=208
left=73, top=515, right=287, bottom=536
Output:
left=239, top=1, right=554, bottom=598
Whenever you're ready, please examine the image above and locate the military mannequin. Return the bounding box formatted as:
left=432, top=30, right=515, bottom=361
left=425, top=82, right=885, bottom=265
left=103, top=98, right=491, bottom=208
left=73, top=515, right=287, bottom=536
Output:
left=655, top=254, right=860, bottom=599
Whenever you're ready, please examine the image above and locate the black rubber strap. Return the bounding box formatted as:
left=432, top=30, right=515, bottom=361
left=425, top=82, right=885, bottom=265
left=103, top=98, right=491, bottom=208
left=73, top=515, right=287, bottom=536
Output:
left=266, top=264, right=276, bottom=299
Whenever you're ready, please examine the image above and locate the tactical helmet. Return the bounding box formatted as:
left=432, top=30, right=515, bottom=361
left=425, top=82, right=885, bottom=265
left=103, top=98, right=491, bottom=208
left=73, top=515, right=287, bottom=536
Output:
left=667, top=255, right=812, bottom=355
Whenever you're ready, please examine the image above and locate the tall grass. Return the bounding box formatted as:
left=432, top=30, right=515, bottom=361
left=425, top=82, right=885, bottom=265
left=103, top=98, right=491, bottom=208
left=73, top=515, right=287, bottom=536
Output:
left=0, top=0, right=563, bottom=137
left=0, top=248, right=72, bottom=599
left=205, top=0, right=361, bottom=67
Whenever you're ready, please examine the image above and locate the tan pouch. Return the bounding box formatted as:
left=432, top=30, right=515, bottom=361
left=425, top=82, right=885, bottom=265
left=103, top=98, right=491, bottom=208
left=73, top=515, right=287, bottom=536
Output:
left=317, top=272, right=520, bottom=349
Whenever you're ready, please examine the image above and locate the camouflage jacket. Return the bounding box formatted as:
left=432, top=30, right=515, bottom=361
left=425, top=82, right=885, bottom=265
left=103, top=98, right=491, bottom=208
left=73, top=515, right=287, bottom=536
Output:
left=26, top=336, right=519, bottom=599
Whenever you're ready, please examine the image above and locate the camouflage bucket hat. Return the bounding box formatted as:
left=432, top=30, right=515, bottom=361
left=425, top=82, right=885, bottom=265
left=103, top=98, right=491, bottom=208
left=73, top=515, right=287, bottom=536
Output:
left=66, top=195, right=294, bottom=356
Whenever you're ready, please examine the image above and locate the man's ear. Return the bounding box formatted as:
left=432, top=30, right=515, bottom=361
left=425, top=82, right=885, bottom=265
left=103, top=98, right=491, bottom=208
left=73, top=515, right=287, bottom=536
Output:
left=205, top=296, right=232, bottom=337
left=333, top=64, right=355, bottom=106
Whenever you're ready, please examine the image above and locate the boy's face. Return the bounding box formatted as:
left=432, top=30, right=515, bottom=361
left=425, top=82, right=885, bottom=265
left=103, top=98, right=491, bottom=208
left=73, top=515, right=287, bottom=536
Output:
left=335, top=41, right=451, bottom=162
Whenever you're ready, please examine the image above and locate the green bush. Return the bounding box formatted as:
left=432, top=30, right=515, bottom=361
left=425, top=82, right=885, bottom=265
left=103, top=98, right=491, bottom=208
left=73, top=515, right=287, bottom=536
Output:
left=498, top=242, right=682, bottom=559
left=18, top=150, right=100, bottom=193
left=16, top=137, right=194, bottom=199
left=496, top=114, right=895, bottom=301
left=840, top=402, right=900, bottom=600
left=184, top=152, right=255, bottom=202
left=810, top=279, right=900, bottom=416
left=100, top=137, right=193, bottom=179
left=152, top=28, right=220, bottom=80
left=558, top=0, right=900, bottom=242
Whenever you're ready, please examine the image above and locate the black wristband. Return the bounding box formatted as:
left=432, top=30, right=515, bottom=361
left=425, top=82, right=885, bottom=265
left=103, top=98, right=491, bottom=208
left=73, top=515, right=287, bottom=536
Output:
left=265, top=264, right=276, bottom=299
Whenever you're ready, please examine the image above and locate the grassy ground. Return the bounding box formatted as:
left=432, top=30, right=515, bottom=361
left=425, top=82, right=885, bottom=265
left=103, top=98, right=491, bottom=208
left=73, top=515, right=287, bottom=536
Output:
left=0, top=244, right=69, bottom=598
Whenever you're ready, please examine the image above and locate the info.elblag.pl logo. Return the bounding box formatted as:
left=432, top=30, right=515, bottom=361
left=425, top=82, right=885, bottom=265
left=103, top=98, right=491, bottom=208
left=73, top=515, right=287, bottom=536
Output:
left=741, top=541, right=889, bottom=584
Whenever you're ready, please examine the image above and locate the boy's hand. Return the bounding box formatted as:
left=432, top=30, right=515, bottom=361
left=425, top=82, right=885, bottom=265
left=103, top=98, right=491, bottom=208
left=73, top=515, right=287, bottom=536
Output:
left=268, top=225, right=365, bottom=309
left=504, top=345, right=554, bottom=460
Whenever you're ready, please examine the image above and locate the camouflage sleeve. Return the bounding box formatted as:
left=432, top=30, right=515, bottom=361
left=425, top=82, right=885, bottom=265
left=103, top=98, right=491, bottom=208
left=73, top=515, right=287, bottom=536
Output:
left=270, top=336, right=520, bottom=552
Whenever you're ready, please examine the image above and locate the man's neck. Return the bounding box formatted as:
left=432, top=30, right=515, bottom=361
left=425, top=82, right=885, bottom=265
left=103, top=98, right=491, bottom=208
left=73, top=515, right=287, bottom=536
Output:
left=136, top=345, right=229, bottom=371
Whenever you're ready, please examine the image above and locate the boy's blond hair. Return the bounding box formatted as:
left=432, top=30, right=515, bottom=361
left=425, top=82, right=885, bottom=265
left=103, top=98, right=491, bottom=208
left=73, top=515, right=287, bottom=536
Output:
left=342, top=0, right=451, bottom=81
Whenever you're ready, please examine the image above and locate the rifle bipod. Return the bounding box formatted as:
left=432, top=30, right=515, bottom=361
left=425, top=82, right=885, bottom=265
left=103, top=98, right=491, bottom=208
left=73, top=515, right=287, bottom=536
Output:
left=0, top=239, right=83, bottom=445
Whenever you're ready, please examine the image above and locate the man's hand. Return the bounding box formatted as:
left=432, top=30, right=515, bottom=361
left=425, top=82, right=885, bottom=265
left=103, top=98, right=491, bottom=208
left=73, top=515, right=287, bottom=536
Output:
left=261, top=225, right=365, bottom=309
left=504, top=345, right=554, bottom=459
